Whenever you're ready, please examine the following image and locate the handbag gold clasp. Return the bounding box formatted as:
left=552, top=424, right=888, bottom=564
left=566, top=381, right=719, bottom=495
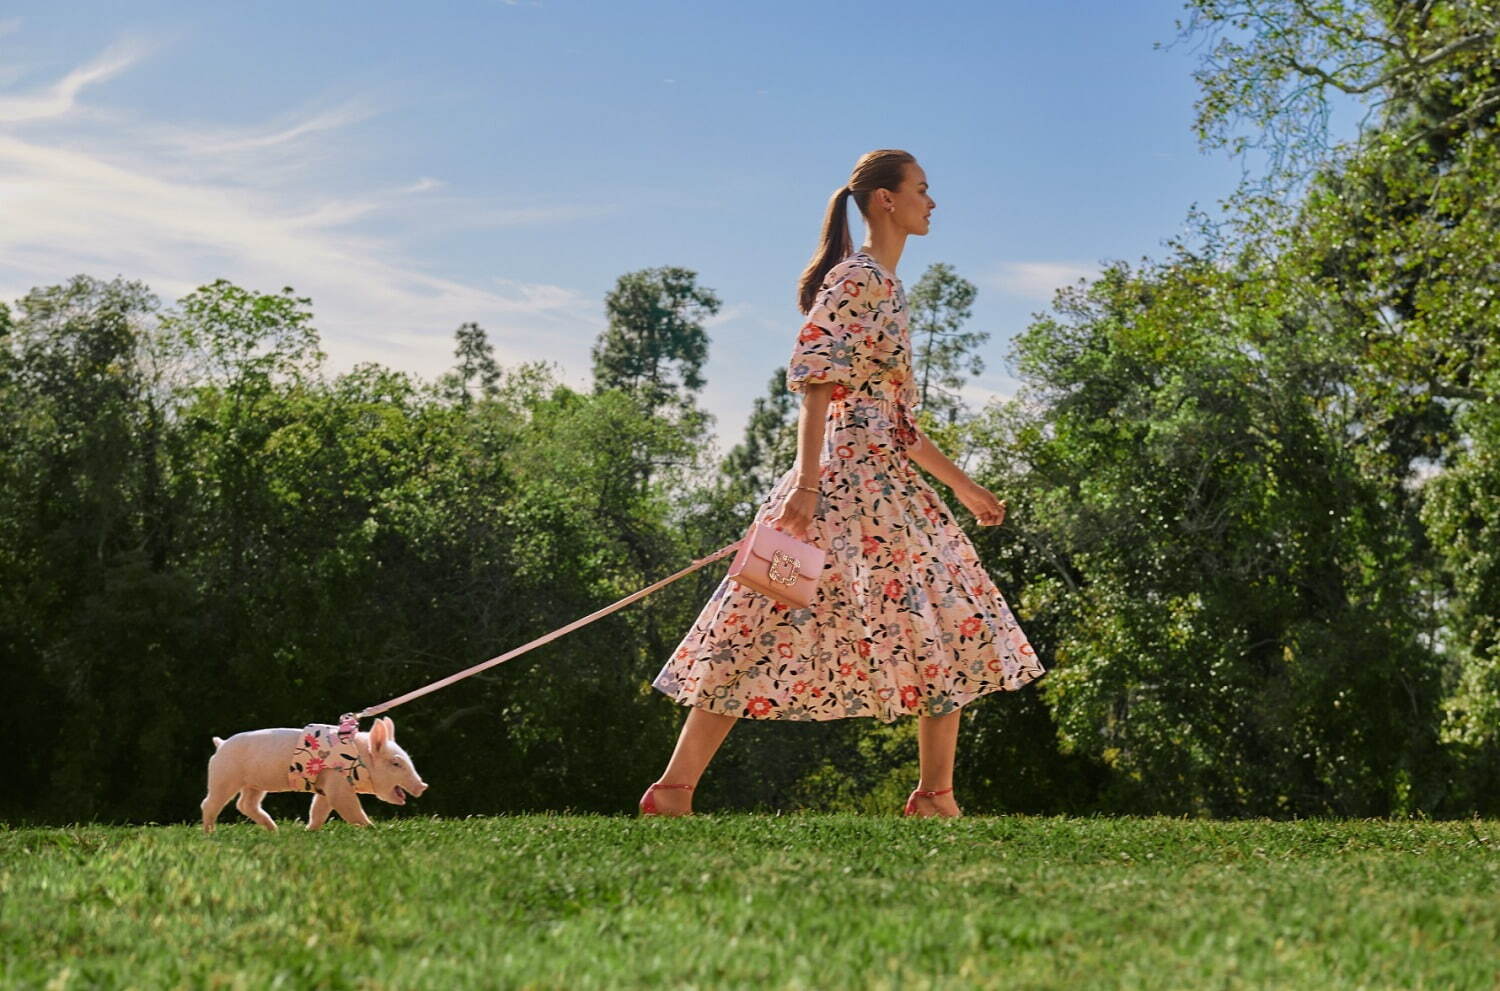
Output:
left=768, top=550, right=801, bottom=586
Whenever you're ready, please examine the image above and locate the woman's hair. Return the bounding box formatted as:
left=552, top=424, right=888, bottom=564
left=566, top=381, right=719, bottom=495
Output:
left=797, top=149, right=916, bottom=314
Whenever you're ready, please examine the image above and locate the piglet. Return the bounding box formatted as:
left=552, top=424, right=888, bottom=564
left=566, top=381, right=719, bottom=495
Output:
left=202, top=715, right=428, bottom=833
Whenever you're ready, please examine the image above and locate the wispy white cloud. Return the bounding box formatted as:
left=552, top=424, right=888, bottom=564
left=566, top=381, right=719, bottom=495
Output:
left=914, top=377, right=1022, bottom=416
left=705, top=301, right=753, bottom=327
left=172, top=101, right=384, bottom=156
left=0, top=35, right=610, bottom=386
left=0, top=35, right=157, bottom=123
left=983, top=260, right=1100, bottom=302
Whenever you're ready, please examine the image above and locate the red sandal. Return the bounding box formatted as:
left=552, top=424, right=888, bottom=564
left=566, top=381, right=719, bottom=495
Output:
left=904, top=785, right=957, bottom=817
left=638, top=781, right=694, bottom=816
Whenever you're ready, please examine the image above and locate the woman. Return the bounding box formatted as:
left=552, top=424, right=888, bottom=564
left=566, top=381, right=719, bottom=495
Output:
left=644, top=149, right=1048, bottom=818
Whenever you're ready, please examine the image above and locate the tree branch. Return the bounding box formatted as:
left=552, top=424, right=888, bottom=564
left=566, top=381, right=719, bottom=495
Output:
left=1400, top=87, right=1500, bottom=150
left=1289, top=0, right=1404, bottom=56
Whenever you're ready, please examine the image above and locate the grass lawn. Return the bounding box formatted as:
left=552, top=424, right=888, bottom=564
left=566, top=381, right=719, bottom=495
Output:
left=2, top=813, right=1497, bottom=989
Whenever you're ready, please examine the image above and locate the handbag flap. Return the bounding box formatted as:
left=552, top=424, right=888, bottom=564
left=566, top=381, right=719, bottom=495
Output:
left=744, top=522, right=824, bottom=580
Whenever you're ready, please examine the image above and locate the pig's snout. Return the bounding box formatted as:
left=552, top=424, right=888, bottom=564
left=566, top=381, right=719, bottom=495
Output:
left=390, top=780, right=429, bottom=804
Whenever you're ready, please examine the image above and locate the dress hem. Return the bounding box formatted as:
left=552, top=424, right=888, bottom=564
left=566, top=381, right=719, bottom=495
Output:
left=651, top=666, right=1048, bottom=724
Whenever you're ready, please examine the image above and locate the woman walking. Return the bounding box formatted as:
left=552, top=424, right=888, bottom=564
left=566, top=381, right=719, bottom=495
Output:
left=645, top=149, right=1047, bottom=818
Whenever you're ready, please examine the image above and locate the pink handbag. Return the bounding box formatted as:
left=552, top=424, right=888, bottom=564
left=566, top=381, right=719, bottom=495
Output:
left=726, top=519, right=826, bottom=608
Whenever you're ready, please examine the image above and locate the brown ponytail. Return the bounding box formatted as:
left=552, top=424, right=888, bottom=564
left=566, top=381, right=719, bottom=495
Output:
left=796, top=149, right=915, bottom=314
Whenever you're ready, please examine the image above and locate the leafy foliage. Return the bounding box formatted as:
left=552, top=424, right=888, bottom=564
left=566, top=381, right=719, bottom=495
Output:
left=905, top=262, right=989, bottom=425
left=590, top=265, right=719, bottom=435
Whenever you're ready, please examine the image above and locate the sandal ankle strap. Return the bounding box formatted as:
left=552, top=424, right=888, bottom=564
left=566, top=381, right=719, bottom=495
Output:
left=650, top=782, right=694, bottom=790
left=911, top=786, right=953, bottom=798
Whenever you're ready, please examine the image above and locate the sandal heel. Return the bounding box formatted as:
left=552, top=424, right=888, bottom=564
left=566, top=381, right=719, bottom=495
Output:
left=903, top=785, right=955, bottom=817
left=638, top=781, right=694, bottom=817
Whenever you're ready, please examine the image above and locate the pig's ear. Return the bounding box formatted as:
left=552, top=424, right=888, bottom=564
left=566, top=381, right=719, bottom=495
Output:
left=380, top=716, right=396, bottom=742
left=370, top=717, right=390, bottom=752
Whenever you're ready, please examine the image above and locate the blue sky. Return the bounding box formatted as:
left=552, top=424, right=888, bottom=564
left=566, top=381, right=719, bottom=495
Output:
left=0, top=2, right=1368, bottom=457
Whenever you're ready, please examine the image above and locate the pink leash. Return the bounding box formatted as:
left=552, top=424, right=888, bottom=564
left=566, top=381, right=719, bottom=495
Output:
left=350, top=539, right=743, bottom=721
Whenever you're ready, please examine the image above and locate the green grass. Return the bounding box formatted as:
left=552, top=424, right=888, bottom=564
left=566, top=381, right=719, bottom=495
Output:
left=2, top=814, right=1497, bottom=989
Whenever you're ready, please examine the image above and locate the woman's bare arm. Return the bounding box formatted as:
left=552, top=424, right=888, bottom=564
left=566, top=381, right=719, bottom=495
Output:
left=776, top=391, right=1005, bottom=532
left=769, top=382, right=833, bottom=538
left=904, top=425, right=970, bottom=491
left=792, top=383, right=835, bottom=485
left=905, top=425, right=1008, bottom=527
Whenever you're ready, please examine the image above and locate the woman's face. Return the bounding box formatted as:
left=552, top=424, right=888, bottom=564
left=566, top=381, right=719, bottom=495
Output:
left=884, top=163, right=935, bottom=236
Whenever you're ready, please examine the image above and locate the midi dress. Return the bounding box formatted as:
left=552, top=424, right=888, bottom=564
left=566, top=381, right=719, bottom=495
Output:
left=651, top=250, right=1048, bottom=723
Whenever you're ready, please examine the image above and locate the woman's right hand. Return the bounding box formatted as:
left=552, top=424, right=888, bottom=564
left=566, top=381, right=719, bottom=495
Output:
left=768, top=487, right=818, bottom=540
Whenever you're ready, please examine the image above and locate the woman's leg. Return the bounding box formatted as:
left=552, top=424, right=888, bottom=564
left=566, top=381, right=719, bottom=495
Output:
left=648, top=704, right=739, bottom=814
left=913, top=706, right=964, bottom=817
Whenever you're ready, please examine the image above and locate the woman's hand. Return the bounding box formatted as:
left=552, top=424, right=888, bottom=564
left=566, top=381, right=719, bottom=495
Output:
left=956, top=481, right=1007, bottom=527
left=767, top=488, right=818, bottom=540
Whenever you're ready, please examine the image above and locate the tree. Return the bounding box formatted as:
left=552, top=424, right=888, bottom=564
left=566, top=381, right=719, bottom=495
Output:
left=905, top=262, right=989, bottom=425
left=1171, top=0, right=1500, bottom=809
left=985, top=227, right=1449, bottom=816
left=1169, top=0, right=1500, bottom=206
left=719, top=367, right=799, bottom=515
left=590, top=266, right=720, bottom=427
left=158, top=280, right=327, bottom=595
left=0, top=275, right=206, bottom=822
left=438, top=321, right=503, bottom=406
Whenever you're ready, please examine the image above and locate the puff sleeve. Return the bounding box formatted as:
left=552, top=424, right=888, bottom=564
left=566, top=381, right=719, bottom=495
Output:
left=786, top=262, right=876, bottom=395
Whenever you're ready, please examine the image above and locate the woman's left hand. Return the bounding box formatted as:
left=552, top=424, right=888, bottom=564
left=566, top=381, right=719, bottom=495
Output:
left=956, top=481, right=1007, bottom=527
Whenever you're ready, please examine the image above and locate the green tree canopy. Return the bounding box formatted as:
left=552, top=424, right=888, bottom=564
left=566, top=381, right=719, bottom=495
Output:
left=590, top=266, right=720, bottom=429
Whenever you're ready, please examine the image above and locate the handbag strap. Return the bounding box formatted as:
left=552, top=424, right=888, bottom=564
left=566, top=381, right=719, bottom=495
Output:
left=352, top=538, right=744, bottom=721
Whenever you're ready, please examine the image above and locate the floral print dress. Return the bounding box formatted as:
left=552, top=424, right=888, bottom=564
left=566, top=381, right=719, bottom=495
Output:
left=651, top=250, right=1047, bottom=722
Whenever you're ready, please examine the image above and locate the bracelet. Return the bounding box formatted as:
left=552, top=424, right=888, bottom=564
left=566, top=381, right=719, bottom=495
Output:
left=793, top=484, right=819, bottom=495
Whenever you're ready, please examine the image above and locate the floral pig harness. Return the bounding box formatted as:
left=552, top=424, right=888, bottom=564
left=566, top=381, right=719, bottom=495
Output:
left=287, top=715, right=366, bottom=794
